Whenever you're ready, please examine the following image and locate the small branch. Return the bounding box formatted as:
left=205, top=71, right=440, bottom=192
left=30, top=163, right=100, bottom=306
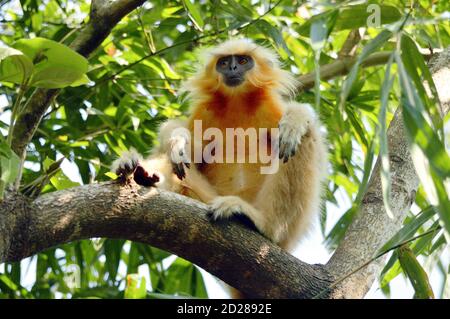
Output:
left=338, top=29, right=361, bottom=59
left=297, top=50, right=435, bottom=92
left=316, top=225, right=441, bottom=298
left=298, top=51, right=392, bottom=92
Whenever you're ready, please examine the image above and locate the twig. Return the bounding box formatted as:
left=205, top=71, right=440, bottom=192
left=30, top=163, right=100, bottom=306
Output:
left=338, top=29, right=361, bottom=59
left=315, top=226, right=441, bottom=298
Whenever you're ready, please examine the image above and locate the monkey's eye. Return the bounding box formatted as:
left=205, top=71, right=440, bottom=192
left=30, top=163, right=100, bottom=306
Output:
left=219, top=60, right=228, bottom=67
left=238, top=57, right=248, bottom=65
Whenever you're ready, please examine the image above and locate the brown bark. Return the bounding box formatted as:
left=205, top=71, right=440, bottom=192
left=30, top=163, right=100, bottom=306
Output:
left=0, top=182, right=332, bottom=298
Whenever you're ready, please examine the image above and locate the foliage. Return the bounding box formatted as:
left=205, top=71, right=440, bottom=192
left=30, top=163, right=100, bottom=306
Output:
left=0, top=0, right=449, bottom=299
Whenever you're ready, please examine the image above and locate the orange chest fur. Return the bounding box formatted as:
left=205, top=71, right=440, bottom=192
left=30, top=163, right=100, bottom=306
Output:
left=188, top=89, right=282, bottom=131
left=186, top=89, right=282, bottom=199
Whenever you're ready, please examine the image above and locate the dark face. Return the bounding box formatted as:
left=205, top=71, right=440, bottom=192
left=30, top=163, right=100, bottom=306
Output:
left=216, top=55, right=254, bottom=87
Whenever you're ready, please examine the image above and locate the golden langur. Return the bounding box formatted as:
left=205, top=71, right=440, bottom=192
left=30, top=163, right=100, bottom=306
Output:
left=112, top=38, right=328, bottom=293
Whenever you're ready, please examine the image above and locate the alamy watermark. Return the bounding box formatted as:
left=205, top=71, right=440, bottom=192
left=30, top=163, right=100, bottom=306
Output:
left=367, top=4, right=381, bottom=28
left=171, top=120, right=281, bottom=175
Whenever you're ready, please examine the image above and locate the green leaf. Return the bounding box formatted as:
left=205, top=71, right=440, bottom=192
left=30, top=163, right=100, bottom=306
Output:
left=124, top=274, right=147, bottom=299
left=255, top=20, right=290, bottom=55
left=378, top=53, right=395, bottom=218
left=442, top=265, right=450, bottom=299
left=398, top=245, right=435, bottom=299
left=380, top=219, right=440, bottom=286
left=396, top=53, right=450, bottom=240
left=0, top=140, right=20, bottom=197
left=354, top=138, right=376, bottom=205
left=163, top=257, right=207, bottom=297
left=103, top=239, right=125, bottom=283
left=0, top=274, right=18, bottom=291
left=72, top=286, right=122, bottom=299
left=380, top=256, right=402, bottom=288
left=339, top=30, right=393, bottom=110
left=222, top=0, right=253, bottom=22
left=400, top=34, right=442, bottom=134
left=325, top=206, right=358, bottom=249
left=12, top=37, right=88, bottom=88
left=379, top=207, right=436, bottom=252
left=310, top=17, right=328, bottom=110
left=336, top=4, right=401, bottom=30
left=191, top=266, right=208, bottom=298
left=396, top=55, right=450, bottom=177
left=429, top=233, right=446, bottom=253
left=70, top=74, right=91, bottom=87
left=298, top=5, right=401, bottom=36
left=0, top=46, right=34, bottom=84
left=182, top=0, right=204, bottom=31
left=43, top=157, right=80, bottom=190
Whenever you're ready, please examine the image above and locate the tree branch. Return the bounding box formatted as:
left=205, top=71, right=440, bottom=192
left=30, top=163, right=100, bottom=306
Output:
left=0, top=182, right=332, bottom=299
left=10, top=0, right=147, bottom=166
left=338, top=29, right=361, bottom=59
left=298, top=51, right=392, bottom=92
left=325, top=46, right=450, bottom=298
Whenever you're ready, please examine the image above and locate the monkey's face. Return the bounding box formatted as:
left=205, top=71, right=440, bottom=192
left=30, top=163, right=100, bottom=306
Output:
left=215, top=55, right=254, bottom=87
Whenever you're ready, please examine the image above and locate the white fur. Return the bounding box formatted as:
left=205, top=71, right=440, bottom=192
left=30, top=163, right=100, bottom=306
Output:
left=110, top=148, right=142, bottom=175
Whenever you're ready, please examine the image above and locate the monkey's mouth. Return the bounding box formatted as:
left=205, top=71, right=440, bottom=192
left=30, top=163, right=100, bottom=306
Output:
left=224, top=75, right=244, bottom=87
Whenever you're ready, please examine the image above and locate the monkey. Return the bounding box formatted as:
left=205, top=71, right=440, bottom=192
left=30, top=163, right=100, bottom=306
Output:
left=111, top=38, right=328, bottom=297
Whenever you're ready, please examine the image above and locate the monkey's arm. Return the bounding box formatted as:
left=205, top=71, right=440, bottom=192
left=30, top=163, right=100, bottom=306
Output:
left=277, top=102, right=318, bottom=162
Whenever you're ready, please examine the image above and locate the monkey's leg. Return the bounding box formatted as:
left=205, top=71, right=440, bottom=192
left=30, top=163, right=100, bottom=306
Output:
left=254, top=102, right=328, bottom=250
left=208, top=102, right=327, bottom=250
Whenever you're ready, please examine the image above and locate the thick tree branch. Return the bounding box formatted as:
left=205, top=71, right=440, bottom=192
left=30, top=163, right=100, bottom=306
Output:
left=10, top=0, right=146, bottom=164
left=0, top=182, right=332, bottom=299
left=325, top=47, right=450, bottom=298
left=326, top=106, right=418, bottom=298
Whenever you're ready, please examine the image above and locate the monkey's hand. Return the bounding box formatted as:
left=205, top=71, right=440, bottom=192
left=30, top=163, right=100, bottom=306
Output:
left=111, top=149, right=160, bottom=186
left=168, top=134, right=191, bottom=180
left=278, top=103, right=315, bottom=163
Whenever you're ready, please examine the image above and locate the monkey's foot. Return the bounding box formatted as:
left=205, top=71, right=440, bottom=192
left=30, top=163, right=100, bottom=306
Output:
left=133, top=165, right=160, bottom=187
left=111, top=149, right=141, bottom=180
left=208, top=196, right=261, bottom=232
left=208, top=196, right=255, bottom=220
left=111, top=149, right=159, bottom=186
left=278, top=104, right=314, bottom=163
left=168, top=135, right=191, bottom=180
